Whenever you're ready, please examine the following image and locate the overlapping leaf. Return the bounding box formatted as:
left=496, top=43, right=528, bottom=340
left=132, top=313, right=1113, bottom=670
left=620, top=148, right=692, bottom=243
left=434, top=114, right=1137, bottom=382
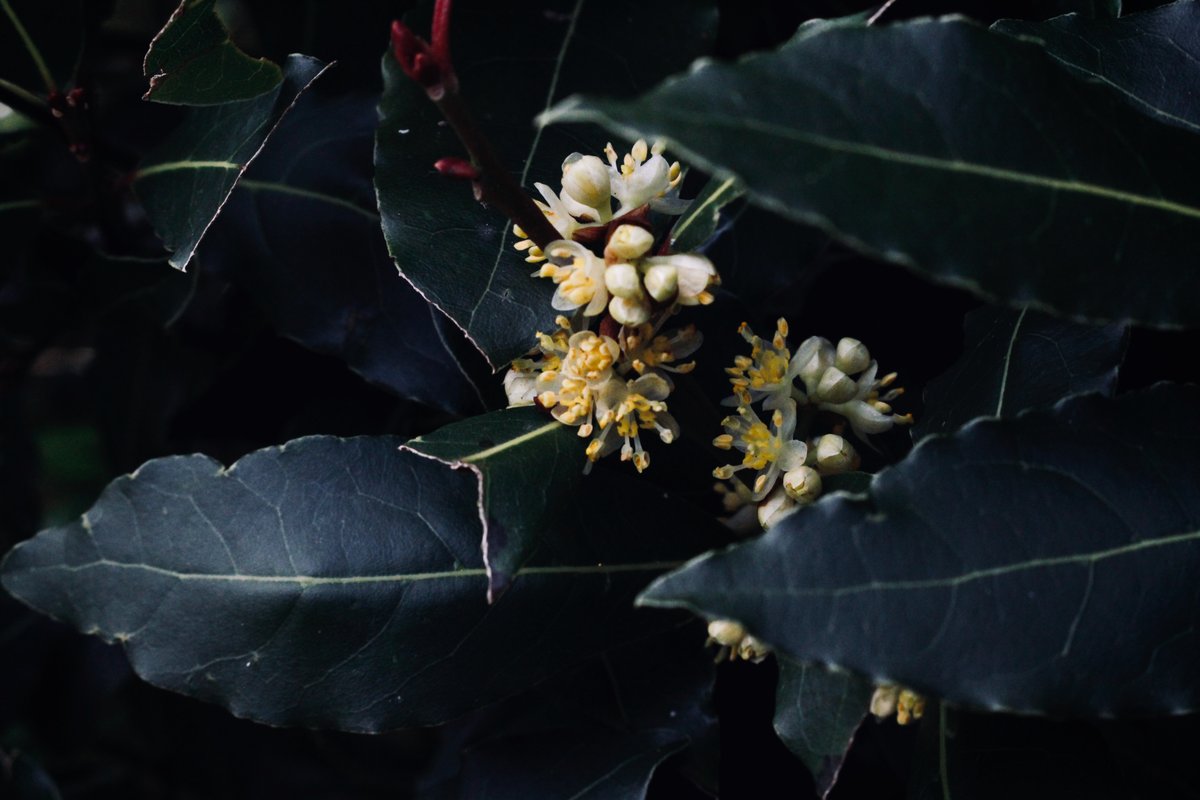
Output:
left=995, top=1, right=1199, bottom=133
left=1, top=436, right=723, bottom=730
left=375, top=0, right=717, bottom=368
left=914, top=306, right=1127, bottom=440
left=404, top=407, right=580, bottom=599
left=143, top=0, right=281, bottom=105
left=641, top=384, right=1200, bottom=716
left=543, top=18, right=1200, bottom=328
left=204, top=92, right=493, bottom=415
left=134, top=54, right=328, bottom=270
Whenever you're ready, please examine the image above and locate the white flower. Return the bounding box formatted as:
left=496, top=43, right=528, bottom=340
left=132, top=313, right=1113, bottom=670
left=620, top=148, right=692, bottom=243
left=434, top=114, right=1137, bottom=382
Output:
left=560, top=153, right=613, bottom=222
left=605, top=139, right=683, bottom=216
left=588, top=373, right=679, bottom=473
left=815, top=360, right=912, bottom=440
left=535, top=240, right=608, bottom=316
left=621, top=323, right=702, bottom=386
left=639, top=253, right=717, bottom=306
left=604, top=224, right=655, bottom=262
left=712, top=398, right=808, bottom=501
left=608, top=294, right=652, bottom=326
left=725, top=319, right=798, bottom=408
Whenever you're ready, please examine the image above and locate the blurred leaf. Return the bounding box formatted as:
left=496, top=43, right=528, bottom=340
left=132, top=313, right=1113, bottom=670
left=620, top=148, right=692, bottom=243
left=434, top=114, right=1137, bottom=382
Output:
left=375, top=0, right=718, bottom=368
left=205, top=92, right=492, bottom=415
left=774, top=658, right=872, bottom=798
left=0, top=749, right=62, bottom=800
left=405, top=407, right=581, bottom=600
left=641, top=385, right=1200, bottom=717
left=134, top=54, right=328, bottom=270
left=143, top=0, right=281, bottom=105
left=0, top=0, right=82, bottom=95
left=543, top=18, right=1200, bottom=329
left=669, top=176, right=743, bottom=254
left=2, top=436, right=724, bottom=730
left=995, top=2, right=1200, bottom=134
left=913, top=307, right=1127, bottom=441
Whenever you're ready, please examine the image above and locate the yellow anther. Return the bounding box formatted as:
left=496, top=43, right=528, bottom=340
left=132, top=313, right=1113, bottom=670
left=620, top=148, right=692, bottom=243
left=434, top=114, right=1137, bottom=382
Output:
left=713, top=434, right=734, bottom=450
left=713, top=465, right=736, bottom=480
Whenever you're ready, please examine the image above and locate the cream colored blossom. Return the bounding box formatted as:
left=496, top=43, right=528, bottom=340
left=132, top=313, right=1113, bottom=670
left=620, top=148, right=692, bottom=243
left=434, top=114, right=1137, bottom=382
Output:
left=713, top=399, right=808, bottom=501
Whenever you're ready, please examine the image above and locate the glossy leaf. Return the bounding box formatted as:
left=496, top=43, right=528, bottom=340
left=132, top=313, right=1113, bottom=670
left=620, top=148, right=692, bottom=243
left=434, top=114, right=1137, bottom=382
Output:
left=913, top=307, right=1127, bottom=440
left=668, top=175, right=743, bottom=254
left=641, top=384, right=1200, bottom=716
left=404, top=407, right=581, bottom=600
left=773, top=658, right=872, bottom=797
left=134, top=54, right=328, bottom=270
left=995, top=1, right=1200, bottom=133
left=375, top=0, right=717, bottom=368
left=204, top=92, right=493, bottom=415
left=543, top=18, right=1200, bottom=329
left=1, top=436, right=721, bottom=730
left=143, top=0, right=281, bottom=105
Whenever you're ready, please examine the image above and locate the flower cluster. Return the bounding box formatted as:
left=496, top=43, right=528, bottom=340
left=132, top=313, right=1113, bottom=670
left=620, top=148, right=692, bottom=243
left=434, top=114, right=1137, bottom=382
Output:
left=504, top=141, right=719, bottom=473
left=714, top=318, right=911, bottom=526
left=706, top=619, right=770, bottom=663
left=870, top=684, right=927, bottom=726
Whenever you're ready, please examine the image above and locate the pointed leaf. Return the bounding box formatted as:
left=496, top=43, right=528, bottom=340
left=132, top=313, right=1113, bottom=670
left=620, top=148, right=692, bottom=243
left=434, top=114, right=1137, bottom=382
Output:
left=668, top=175, right=743, bottom=254
left=134, top=54, right=328, bottom=270
left=404, top=407, right=580, bottom=599
left=773, top=658, right=873, bottom=797
left=1, top=436, right=722, bottom=730
left=143, top=0, right=281, bottom=105
left=375, top=0, right=717, bottom=368
left=641, top=384, right=1200, bottom=716
left=995, top=1, right=1200, bottom=133
left=542, top=18, right=1200, bottom=329
left=204, top=92, right=492, bottom=414
left=914, top=307, right=1127, bottom=440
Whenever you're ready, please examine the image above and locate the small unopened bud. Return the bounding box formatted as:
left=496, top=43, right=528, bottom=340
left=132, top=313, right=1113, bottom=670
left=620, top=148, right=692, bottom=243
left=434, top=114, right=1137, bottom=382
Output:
left=896, top=690, right=926, bottom=725
left=783, top=466, right=822, bottom=504
left=816, top=366, right=858, bottom=404
left=604, top=263, right=643, bottom=299
left=707, top=619, right=746, bottom=647
left=870, top=685, right=900, bottom=719
left=642, top=263, right=678, bottom=302
left=835, top=337, right=870, bottom=374
left=758, top=487, right=797, bottom=528
left=605, top=224, right=654, bottom=261
left=390, top=20, right=443, bottom=92
left=737, top=635, right=771, bottom=663
left=433, top=156, right=480, bottom=180
left=609, top=295, right=651, bottom=326
left=814, top=434, right=859, bottom=474
left=794, top=336, right=834, bottom=390
left=562, top=154, right=612, bottom=210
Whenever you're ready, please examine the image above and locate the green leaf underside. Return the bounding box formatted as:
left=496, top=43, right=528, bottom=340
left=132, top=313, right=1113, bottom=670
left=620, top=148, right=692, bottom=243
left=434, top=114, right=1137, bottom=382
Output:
left=641, top=384, right=1200, bottom=716
left=914, top=306, right=1127, bottom=440
left=374, top=0, right=717, bottom=369
left=404, top=407, right=581, bottom=600
left=668, top=175, right=743, bottom=253
left=774, top=658, right=873, bottom=797
left=1, top=436, right=720, bottom=730
left=143, top=0, right=281, bottom=105
left=994, top=1, right=1200, bottom=134
left=134, top=54, right=328, bottom=270
left=542, top=17, right=1200, bottom=329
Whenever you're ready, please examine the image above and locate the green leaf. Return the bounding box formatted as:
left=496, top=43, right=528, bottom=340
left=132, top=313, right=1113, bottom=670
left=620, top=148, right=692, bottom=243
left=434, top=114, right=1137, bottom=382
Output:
left=0, top=0, right=82, bottom=96
left=542, top=18, right=1200, bottom=329
left=134, top=54, right=328, bottom=271
left=143, top=0, right=281, bottom=105
left=404, top=407, right=581, bottom=600
left=641, top=384, right=1200, bottom=716
left=913, top=307, right=1127, bottom=441
left=668, top=175, right=743, bottom=254
left=995, top=2, right=1200, bottom=134
left=375, top=0, right=717, bottom=368
left=204, top=92, right=493, bottom=415
left=774, top=658, right=873, bottom=797
left=1, top=436, right=721, bottom=730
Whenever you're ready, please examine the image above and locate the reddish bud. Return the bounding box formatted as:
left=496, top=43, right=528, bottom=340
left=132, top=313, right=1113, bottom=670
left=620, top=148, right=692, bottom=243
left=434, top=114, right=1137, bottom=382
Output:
left=390, top=20, right=442, bottom=90
left=433, top=156, right=480, bottom=180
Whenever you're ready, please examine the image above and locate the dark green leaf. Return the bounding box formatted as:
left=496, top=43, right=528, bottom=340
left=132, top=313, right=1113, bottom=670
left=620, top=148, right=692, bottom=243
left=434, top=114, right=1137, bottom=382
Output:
left=143, top=0, right=281, bottom=105
left=669, top=175, right=743, bottom=254
left=543, top=18, right=1200, bottom=329
left=134, top=54, right=328, bottom=270
left=774, top=658, right=872, bottom=797
left=1, top=436, right=721, bottom=730
left=821, top=471, right=871, bottom=498
left=641, top=384, right=1200, bottom=716
left=995, top=3, right=1200, bottom=134
left=375, top=0, right=717, bottom=368
left=913, top=307, right=1127, bottom=441
left=404, top=407, right=581, bottom=600
left=0, top=0, right=82, bottom=96
left=205, top=92, right=493, bottom=415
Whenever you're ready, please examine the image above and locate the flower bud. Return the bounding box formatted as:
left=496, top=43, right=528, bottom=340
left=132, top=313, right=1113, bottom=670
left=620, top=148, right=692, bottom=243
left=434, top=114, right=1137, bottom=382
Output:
left=604, top=224, right=654, bottom=261
left=608, top=295, right=651, bottom=326
left=707, top=619, right=746, bottom=647
left=604, top=262, right=643, bottom=299
left=814, top=434, right=859, bottom=474
left=835, top=337, right=870, bottom=374
left=757, top=486, right=797, bottom=528
left=870, top=685, right=900, bottom=719
left=642, top=263, right=678, bottom=302
left=794, top=336, right=834, bottom=391
left=561, top=154, right=611, bottom=210
left=782, top=466, right=822, bottom=504
left=816, top=366, right=858, bottom=404
left=737, top=635, right=770, bottom=663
